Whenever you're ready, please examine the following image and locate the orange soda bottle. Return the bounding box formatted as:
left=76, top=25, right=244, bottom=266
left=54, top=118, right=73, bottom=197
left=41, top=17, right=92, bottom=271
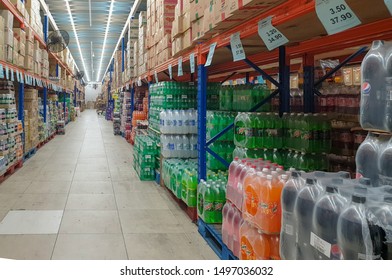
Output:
left=240, top=221, right=256, bottom=260
left=253, top=230, right=271, bottom=260
left=256, top=173, right=284, bottom=234
left=268, top=235, right=281, bottom=260
left=243, top=171, right=266, bottom=224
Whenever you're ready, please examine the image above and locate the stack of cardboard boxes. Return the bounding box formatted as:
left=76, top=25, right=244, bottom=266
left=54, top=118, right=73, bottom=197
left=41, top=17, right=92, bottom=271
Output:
left=125, top=19, right=138, bottom=81
left=146, top=0, right=176, bottom=68
left=136, top=12, right=148, bottom=77
left=171, top=0, right=192, bottom=56
left=0, top=10, right=15, bottom=63
left=25, top=0, right=44, bottom=40
left=23, top=89, right=39, bottom=151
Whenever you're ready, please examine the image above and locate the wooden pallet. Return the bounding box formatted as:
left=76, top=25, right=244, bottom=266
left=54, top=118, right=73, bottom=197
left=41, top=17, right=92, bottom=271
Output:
left=24, top=147, right=37, bottom=160
left=0, top=159, right=23, bottom=184
left=162, top=183, right=198, bottom=222
left=198, top=218, right=238, bottom=260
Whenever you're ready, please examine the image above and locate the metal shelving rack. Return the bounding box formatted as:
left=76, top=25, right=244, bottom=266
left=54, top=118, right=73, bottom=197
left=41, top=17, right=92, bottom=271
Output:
left=0, top=0, right=81, bottom=155
left=106, top=0, right=392, bottom=259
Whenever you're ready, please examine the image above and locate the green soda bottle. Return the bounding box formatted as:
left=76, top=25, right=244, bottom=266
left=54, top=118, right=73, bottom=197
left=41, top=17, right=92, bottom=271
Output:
left=187, top=171, right=197, bottom=207
left=320, top=114, right=331, bottom=153
left=211, top=112, right=220, bottom=139
left=301, top=114, right=311, bottom=152
left=234, top=113, right=245, bottom=147
left=275, top=113, right=283, bottom=149
left=203, top=183, right=216, bottom=223
left=214, top=182, right=226, bottom=223
left=249, top=114, right=257, bottom=148
left=219, top=86, right=225, bottom=110
left=273, top=148, right=283, bottom=166
left=227, top=86, right=233, bottom=111
left=255, top=113, right=264, bottom=148
left=197, top=180, right=206, bottom=218
left=264, top=113, right=274, bottom=149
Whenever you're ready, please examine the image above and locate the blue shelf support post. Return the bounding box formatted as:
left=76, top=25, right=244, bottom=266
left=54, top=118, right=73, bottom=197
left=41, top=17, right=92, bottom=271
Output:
left=73, top=82, right=77, bottom=107
left=18, top=83, right=25, bottom=153
left=43, top=15, right=49, bottom=43
left=198, top=56, right=207, bottom=182
left=279, top=46, right=290, bottom=116
left=303, top=53, right=315, bottom=113
left=43, top=87, right=47, bottom=123
left=130, top=85, right=135, bottom=122
left=121, top=37, right=125, bottom=73
left=63, top=91, right=66, bottom=123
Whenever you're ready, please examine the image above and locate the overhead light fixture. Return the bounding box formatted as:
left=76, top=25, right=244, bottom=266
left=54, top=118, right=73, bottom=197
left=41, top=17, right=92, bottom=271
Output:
left=96, top=0, right=115, bottom=82
left=65, top=0, right=91, bottom=81
left=101, top=0, right=142, bottom=82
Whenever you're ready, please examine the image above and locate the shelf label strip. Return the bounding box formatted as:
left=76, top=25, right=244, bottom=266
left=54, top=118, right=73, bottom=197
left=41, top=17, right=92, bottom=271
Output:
left=5, top=66, right=9, bottom=80
left=205, top=42, right=217, bottom=67
left=168, top=64, right=172, bottom=80
left=315, top=0, right=361, bottom=35
left=258, top=16, right=289, bottom=51
left=190, top=53, right=195, bottom=73
left=178, top=57, right=183, bottom=77
left=230, top=32, right=246, bottom=61
left=386, top=0, right=392, bottom=15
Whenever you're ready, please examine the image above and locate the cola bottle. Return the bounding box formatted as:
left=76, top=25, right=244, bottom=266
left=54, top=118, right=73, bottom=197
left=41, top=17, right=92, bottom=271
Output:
left=311, top=186, right=347, bottom=260
left=379, top=137, right=392, bottom=186
left=337, top=194, right=384, bottom=259
left=355, top=133, right=380, bottom=186
left=360, top=41, right=387, bottom=130
left=294, top=178, right=323, bottom=259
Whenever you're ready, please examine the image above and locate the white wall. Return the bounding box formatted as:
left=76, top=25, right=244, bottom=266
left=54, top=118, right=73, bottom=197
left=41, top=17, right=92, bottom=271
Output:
left=85, top=84, right=102, bottom=102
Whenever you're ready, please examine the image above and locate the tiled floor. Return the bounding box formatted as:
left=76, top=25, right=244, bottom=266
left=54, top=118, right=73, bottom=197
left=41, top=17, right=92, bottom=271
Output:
left=0, top=110, right=218, bottom=260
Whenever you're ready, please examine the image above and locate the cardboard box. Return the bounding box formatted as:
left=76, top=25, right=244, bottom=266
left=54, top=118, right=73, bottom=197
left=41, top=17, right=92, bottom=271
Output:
left=171, top=17, right=183, bottom=39
left=26, top=41, right=34, bottom=57
left=182, top=12, right=191, bottom=32
left=0, top=45, right=4, bottom=61
left=139, top=11, right=147, bottom=27
left=190, top=0, right=204, bottom=22
left=4, top=28, right=13, bottom=46
left=24, top=55, right=33, bottom=70
left=191, top=19, right=205, bottom=41
left=0, top=16, right=4, bottom=32
left=0, top=10, right=14, bottom=29
left=202, top=4, right=216, bottom=34
left=19, top=42, right=25, bottom=56
left=182, top=29, right=193, bottom=50
left=0, top=30, right=4, bottom=46
left=6, top=45, right=13, bottom=62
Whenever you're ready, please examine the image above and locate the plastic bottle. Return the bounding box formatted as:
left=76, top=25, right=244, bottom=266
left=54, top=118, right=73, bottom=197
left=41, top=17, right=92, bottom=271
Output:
left=311, top=185, right=347, bottom=260
left=255, top=174, right=283, bottom=234
left=379, top=137, right=392, bottom=186
left=294, top=178, right=323, bottom=259
left=355, top=133, right=381, bottom=185
left=337, top=194, right=384, bottom=259
left=254, top=230, right=271, bottom=260
left=222, top=202, right=233, bottom=247
left=240, top=221, right=255, bottom=260
left=228, top=157, right=240, bottom=190
left=360, top=41, right=387, bottom=130
left=232, top=207, right=243, bottom=257
left=214, top=182, right=226, bottom=223
left=203, top=184, right=216, bottom=223
left=189, top=135, right=198, bottom=158
left=243, top=171, right=264, bottom=223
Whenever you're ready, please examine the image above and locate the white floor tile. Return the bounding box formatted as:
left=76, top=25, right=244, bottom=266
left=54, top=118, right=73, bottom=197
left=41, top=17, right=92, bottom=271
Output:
left=0, top=210, right=63, bottom=234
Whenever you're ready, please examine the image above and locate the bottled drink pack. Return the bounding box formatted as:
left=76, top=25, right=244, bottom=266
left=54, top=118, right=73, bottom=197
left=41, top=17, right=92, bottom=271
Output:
left=360, top=40, right=392, bottom=132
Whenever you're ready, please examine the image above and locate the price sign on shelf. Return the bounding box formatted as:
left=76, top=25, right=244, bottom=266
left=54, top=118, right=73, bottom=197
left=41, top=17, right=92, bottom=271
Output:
left=154, top=71, right=159, bottom=83
left=178, top=57, right=183, bottom=76
left=386, top=0, right=392, bottom=15
left=205, top=42, right=217, bottom=67
left=230, top=32, right=246, bottom=61
left=168, top=64, right=172, bottom=80
left=190, top=53, right=195, bottom=73
left=20, top=73, right=24, bottom=84
left=137, top=77, right=142, bottom=86
left=16, top=70, right=20, bottom=82
left=316, top=0, right=361, bottom=35
left=0, top=64, right=4, bottom=79
left=258, top=16, right=289, bottom=51
left=10, top=69, right=14, bottom=82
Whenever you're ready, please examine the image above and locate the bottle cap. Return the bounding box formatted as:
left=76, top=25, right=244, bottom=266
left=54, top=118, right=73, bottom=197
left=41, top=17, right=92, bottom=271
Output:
left=326, top=185, right=338, bottom=193
left=352, top=194, right=366, bottom=204
left=306, top=178, right=315, bottom=184
left=281, top=174, right=288, bottom=180
left=291, top=171, right=299, bottom=178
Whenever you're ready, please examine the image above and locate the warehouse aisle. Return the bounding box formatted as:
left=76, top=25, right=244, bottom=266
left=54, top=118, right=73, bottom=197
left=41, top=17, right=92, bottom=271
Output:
left=0, top=110, right=218, bottom=260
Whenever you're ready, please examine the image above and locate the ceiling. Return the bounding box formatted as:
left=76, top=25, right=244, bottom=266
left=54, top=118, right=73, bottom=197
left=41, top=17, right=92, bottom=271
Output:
left=44, top=0, right=146, bottom=83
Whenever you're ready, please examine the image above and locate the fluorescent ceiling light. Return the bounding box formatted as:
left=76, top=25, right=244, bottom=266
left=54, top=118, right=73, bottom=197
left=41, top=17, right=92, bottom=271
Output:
left=65, top=0, right=91, bottom=81
left=96, top=0, right=115, bottom=82
left=89, top=0, right=92, bottom=27
left=101, top=0, right=142, bottom=82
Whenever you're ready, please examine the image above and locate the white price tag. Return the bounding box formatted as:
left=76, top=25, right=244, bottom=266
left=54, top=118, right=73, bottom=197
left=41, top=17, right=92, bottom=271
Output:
left=386, top=0, right=392, bottom=15
left=316, top=0, right=361, bottom=35
left=154, top=71, right=159, bottom=83
left=0, top=64, right=4, bottom=79
left=178, top=57, right=183, bottom=76
left=168, top=64, right=172, bottom=80
left=16, top=70, right=20, bottom=82
left=190, top=53, right=195, bottom=73
left=230, top=32, right=246, bottom=61
left=20, top=73, right=24, bottom=84
left=5, top=66, right=9, bottom=80
left=258, top=16, right=289, bottom=51
left=205, top=42, right=217, bottom=67
left=137, top=77, right=142, bottom=86
left=10, top=69, right=14, bottom=82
